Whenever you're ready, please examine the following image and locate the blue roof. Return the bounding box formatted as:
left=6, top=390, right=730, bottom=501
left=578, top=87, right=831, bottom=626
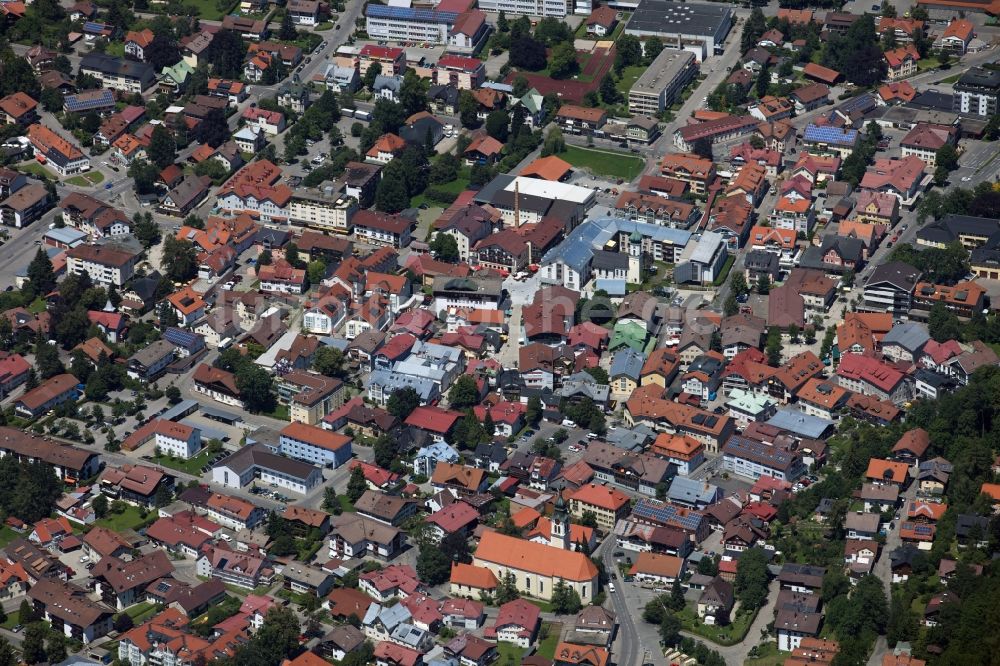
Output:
left=668, top=476, right=719, bottom=505
left=366, top=4, right=458, bottom=23
left=594, top=278, right=627, bottom=296
left=610, top=347, right=645, bottom=381
left=164, top=327, right=205, bottom=350
left=632, top=498, right=704, bottom=530
left=416, top=442, right=459, bottom=462
left=83, top=21, right=110, bottom=32
left=767, top=408, right=835, bottom=439
left=803, top=123, right=858, bottom=146
left=541, top=216, right=692, bottom=274
left=481, top=81, right=513, bottom=93
left=44, top=227, right=87, bottom=244
left=64, top=90, right=115, bottom=113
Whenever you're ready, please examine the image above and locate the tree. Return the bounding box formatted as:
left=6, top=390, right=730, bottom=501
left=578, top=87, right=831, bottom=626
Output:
left=551, top=580, right=583, bottom=614
left=429, top=233, right=460, bottom=262
left=526, top=396, right=542, bottom=427
left=440, top=530, right=472, bottom=564
left=18, top=600, right=34, bottom=625
left=313, top=346, right=347, bottom=379
left=448, top=375, right=481, bottom=409
left=741, top=7, right=767, bottom=52
left=599, top=73, right=621, bottom=105
left=936, top=143, right=959, bottom=172
left=387, top=387, right=421, bottom=420
left=756, top=272, right=771, bottom=295
left=541, top=126, right=566, bottom=157
left=509, top=36, right=547, bottom=71
left=374, top=174, right=409, bottom=213
left=615, top=34, right=642, bottom=71
left=92, top=494, right=109, bottom=518
left=128, top=159, right=160, bottom=195
left=26, top=247, right=56, bottom=297
left=928, top=301, right=963, bottom=342
left=756, top=62, right=770, bottom=98
left=691, top=137, right=713, bottom=160
left=278, top=11, right=297, bottom=41
left=363, top=62, right=383, bottom=91
left=133, top=212, right=161, bottom=248
left=196, top=106, right=230, bottom=148
left=207, top=29, right=247, bottom=80
left=258, top=249, right=272, bottom=266
left=21, top=624, right=46, bottom=664
left=148, top=124, right=177, bottom=169
left=162, top=237, right=199, bottom=282
left=322, top=486, right=341, bottom=514
left=765, top=327, right=783, bottom=367
left=494, top=572, right=520, bottom=604
left=45, top=632, right=67, bottom=663
left=723, top=293, right=739, bottom=317
left=146, top=33, right=182, bottom=70
left=734, top=547, right=769, bottom=610
left=399, top=70, right=428, bottom=117
left=644, top=36, right=665, bottom=64
left=417, top=544, right=451, bottom=585
left=669, top=577, right=686, bottom=611
left=549, top=42, right=579, bottom=79
left=346, top=465, right=368, bottom=502
left=430, top=153, right=460, bottom=184
left=35, top=341, right=64, bottom=380
left=458, top=90, right=481, bottom=128
left=485, top=109, right=510, bottom=142
left=235, top=365, right=275, bottom=413
left=660, top=612, right=682, bottom=647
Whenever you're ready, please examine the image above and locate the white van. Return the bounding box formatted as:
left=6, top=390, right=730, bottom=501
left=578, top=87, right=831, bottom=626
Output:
left=608, top=583, right=616, bottom=593
left=561, top=419, right=576, bottom=427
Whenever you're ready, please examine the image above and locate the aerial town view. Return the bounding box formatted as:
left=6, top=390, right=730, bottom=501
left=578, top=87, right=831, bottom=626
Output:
left=0, top=0, right=998, bottom=664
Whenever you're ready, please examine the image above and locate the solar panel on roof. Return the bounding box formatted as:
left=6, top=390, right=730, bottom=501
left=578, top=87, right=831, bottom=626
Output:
left=366, top=4, right=458, bottom=21
left=804, top=124, right=858, bottom=145
left=64, top=91, right=115, bottom=113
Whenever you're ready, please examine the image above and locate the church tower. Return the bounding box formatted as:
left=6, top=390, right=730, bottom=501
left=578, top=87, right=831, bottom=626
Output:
left=550, top=489, right=571, bottom=550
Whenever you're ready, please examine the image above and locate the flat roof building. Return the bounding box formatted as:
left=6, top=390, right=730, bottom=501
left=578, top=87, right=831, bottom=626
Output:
left=629, top=48, right=698, bottom=115
left=625, top=0, right=733, bottom=60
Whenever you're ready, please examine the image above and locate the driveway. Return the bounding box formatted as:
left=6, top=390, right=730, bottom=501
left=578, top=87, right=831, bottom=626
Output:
left=680, top=578, right=780, bottom=665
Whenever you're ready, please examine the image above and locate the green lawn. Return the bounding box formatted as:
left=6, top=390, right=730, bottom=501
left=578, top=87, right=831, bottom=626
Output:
left=561, top=145, right=644, bottom=181
left=411, top=170, right=471, bottom=208
left=712, top=255, right=736, bottom=287
left=615, top=65, right=646, bottom=96
left=917, top=56, right=942, bottom=71
left=18, top=161, right=55, bottom=180
left=66, top=171, right=105, bottom=187
left=338, top=495, right=356, bottom=513
left=496, top=642, right=525, bottom=664
left=0, top=526, right=20, bottom=548
left=537, top=622, right=561, bottom=659
left=151, top=449, right=215, bottom=475
left=123, top=602, right=159, bottom=624
left=182, top=0, right=239, bottom=20
left=678, top=605, right=757, bottom=646
left=264, top=404, right=290, bottom=421
left=314, top=21, right=333, bottom=31
left=27, top=297, right=47, bottom=314
left=940, top=73, right=961, bottom=84
left=0, top=610, right=19, bottom=630
left=93, top=505, right=153, bottom=533
left=745, top=642, right=790, bottom=666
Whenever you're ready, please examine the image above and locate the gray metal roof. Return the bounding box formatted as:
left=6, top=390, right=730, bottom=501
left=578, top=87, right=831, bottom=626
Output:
left=610, top=347, right=645, bottom=381
left=767, top=408, right=834, bottom=439
left=882, top=321, right=930, bottom=352
left=541, top=216, right=692, bottom=274
left=689, top=231, right=726, bottom=265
